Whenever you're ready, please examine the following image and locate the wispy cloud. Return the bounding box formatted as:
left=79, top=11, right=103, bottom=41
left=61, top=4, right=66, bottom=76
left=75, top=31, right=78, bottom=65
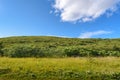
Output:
left=79, top=30, right=112, bottom=38
left=46, top=35, right=70, bottom=38
left=53, top=0, right=120, bottom=22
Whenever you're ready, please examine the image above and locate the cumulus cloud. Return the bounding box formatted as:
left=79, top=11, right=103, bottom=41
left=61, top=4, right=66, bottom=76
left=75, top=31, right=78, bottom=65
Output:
left=79, top=30, right=112, bottom=38
left=53, top=0, right=120, bottom=22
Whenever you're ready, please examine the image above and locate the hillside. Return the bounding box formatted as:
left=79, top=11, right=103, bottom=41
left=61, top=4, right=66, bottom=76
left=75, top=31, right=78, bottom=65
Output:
left=0, top=36, right=120, bottom=57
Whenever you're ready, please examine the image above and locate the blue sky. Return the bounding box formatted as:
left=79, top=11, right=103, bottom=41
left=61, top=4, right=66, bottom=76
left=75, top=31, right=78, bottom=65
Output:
left=0, top=0, right=120, bottom=38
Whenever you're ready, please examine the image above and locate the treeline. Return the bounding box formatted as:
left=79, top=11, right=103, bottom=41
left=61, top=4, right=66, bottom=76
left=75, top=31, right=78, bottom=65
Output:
left=0, top=36, right=120, bottom=57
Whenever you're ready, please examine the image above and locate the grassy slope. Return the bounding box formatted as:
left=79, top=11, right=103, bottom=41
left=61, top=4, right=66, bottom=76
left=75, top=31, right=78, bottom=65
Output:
left=0, top=57, right=120, bottom=80
left=0, top=36, right=120, bottom=57
left=0, top=36, right=120, bottom=45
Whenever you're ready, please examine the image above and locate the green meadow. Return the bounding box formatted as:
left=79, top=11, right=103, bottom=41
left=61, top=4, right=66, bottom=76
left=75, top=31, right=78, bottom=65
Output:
left=0, top=57, right=120, bottom=80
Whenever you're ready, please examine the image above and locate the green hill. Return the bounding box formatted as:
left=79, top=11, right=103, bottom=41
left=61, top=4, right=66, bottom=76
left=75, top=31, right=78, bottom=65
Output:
left=0, top=36, right=120, bottom=57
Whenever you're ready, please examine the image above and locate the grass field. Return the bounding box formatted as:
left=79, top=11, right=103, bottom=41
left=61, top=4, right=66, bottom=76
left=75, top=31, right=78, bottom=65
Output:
left=0, top=57, right=120, bottom=80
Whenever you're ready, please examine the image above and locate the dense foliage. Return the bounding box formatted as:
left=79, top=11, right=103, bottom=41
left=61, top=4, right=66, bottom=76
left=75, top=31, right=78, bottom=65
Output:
left=0, top=36, right=120, bottom=57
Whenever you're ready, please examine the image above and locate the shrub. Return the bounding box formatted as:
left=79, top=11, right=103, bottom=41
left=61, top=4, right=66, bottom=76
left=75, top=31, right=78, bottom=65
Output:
left=110, top=51, right=120, bottom=57
left=0, top=42, right=3, bottom=57
left=79, top=49, right=90, bottom=57
left=64, top=47, right=80, bottom=57
left=3, top=45, right=45, bottom=57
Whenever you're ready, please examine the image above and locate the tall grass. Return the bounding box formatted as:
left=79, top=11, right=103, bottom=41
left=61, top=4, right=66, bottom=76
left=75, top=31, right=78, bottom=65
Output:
left=0, top=57, right=120, bottom=80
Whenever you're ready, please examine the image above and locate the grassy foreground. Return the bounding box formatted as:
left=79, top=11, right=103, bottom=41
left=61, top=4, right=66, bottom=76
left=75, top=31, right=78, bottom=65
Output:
left=0, top=57, right=120, bottom=80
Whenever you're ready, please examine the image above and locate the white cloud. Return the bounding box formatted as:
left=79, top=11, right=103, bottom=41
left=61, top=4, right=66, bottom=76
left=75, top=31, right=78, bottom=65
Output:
left=53, top=0, right=120, bottom=22
left=79, top=30, right=112, bottom=38
left=46, top=35, right=70, bottom=38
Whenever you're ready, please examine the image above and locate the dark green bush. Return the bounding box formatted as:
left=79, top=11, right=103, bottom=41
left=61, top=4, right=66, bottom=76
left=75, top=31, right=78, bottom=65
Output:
left=64, top=47, right=80, bottom=57
left=0, top=42, right=3, bottom=57
left=110, top=51, right=120, bottom=57
left=3, top=45, right=44, bottom=57
left=79, top=49, right=90, bottom=57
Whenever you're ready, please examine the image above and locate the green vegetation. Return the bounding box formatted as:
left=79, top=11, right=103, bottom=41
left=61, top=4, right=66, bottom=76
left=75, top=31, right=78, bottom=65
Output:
left=0, top=57, right=120, bottom=80
left=0, top=36, right=120, bottom=80
left=0, top=36, right=120, bottom=57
